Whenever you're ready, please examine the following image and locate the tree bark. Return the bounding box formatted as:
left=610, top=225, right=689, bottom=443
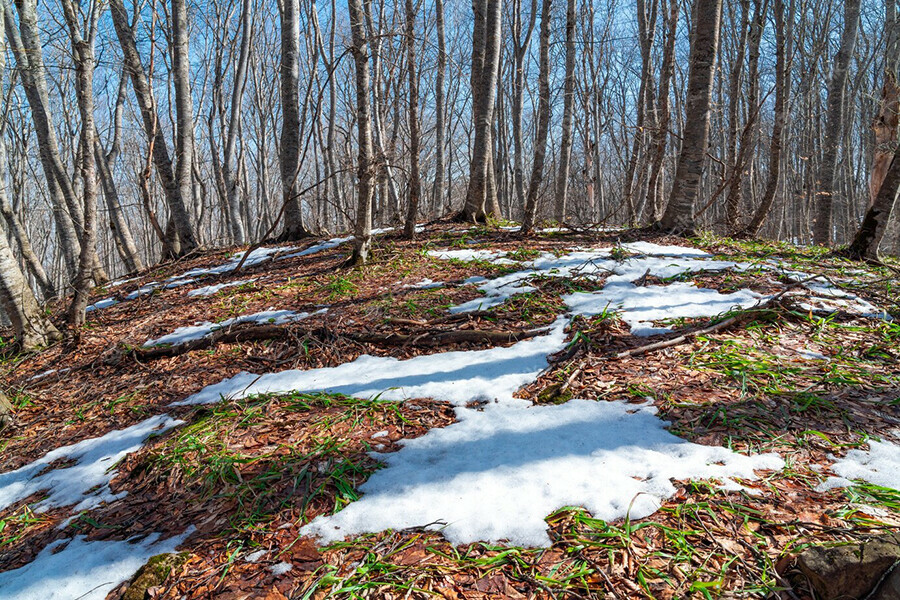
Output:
left=553, top=0, right=576, bottom=222
left=402, top=0, right=421, bottom=239
left=61, top=0, right=100, bottom=329
left=171, top=0, right=199, bottom=254
left=463, top=0, right=503, bottom=222
left=108, top=0, right=198, bottom=256
left=0, top=231, right=59, bottom=350
left=658, top=0, right=723, bottom=233
left=348, top=0, right=375, bottom=264
left=279, top=0, right=309, bottom=240
left=520, top=0, right=552, bottom=233
left=741, top=0, right=789, bottom=237
left=811, top=0, right=862, bottom=246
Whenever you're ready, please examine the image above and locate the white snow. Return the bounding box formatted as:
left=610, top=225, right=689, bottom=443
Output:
left=143, top=308, right=326, bottom=347
left=0, top=415, right=182, bottom=514
left=565, top=282, right=762, bottom=336
left=280, top=236, right=354, bottom=260
left=817, top=435, right=900, bottom=492
left=0, top=528, right=193, bottom=600
left=244, top=549, right=267, bottom=563
left=269, top=562, right=293, bottom=576
left=403, top=278, right=445, bottom=290
left=440, top=246, right=747, bottom=315
left=187, top=278, right=258, bottom=297
left=301, top=399, right=784, bottom=546
left=85, top=297, right=119, bottom=312
left=427, top=249, right=514, bottom=263
left=174, top=316, right=569, bottom=407
left=178, top=246, right=296, bottom=279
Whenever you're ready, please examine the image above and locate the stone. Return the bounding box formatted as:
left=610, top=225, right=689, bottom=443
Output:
left=797, top=534, right=900, bottom=600
left=121, top=552, right=190, bottom=600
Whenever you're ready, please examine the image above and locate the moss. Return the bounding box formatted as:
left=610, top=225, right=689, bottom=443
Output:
left=121, top=552, right=190, bottom=600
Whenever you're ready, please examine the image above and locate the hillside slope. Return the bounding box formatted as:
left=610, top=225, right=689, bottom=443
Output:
left=1, top=223, right=898, bottom=599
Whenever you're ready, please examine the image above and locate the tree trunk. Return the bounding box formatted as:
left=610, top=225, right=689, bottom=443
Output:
left=431, top=0, right=447, bottom=215
left=61, top=0, right=100, bottom=329
left=0, top=232, right=59, bottom=350
left=279, top=0, right=309, bottom=240
left=742, top=0, right=790, bottom=237
left=644, top=0, right=678, bottom=223
left=402, top=0, right=421, bottom=239
left=3, top=0, right=81, bottom=275
left=348, top=0, right=375, bottom=264
left=553, top=0, right=576, bottom=222
left=811, top=0, right=861, bottom=246
left=520, top=0, right=552, bottom=233
left=222, top=0, right=252, bottom=244
left=108, top=0, right=198, bottom=256
left=463, top=0, right=503, bottom=222
left=658, top=0, right=723, bottom=233
left=171, top=0, right=199, bottom=253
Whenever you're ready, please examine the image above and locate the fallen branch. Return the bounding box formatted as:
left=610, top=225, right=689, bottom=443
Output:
left=124, top=322, right=546, bottom=361
left=615, top=276, right=822, bottom=359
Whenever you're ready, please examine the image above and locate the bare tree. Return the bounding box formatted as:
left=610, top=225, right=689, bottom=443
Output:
left=348, top=0, right=375, bottom=264
left=658, top=0, right=723, bottom=233
left=463, top=0, right=503, bottom=222
left=553, top=0, right=577, bottom=222
left=60, top=0, right=101, bottom=328
left=171, top=0, right=199, bottom=252
left=520, top=0, right=552, bottom=233
left=811, top=0, right=862, bottom=246
left=108, top=0, right=198, bottom=256
left=402, top=0, right=422, bottom=238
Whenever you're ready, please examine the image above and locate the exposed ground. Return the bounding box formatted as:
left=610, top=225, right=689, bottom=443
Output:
left=1, top=222, right=898, bottom=599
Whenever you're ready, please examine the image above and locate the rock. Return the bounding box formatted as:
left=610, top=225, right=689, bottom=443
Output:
left=797, top=534, right=900, bottom=600
left=872, top=565, right=900, bottom=600
left=0, top=390, right=15, bottom=433
left=121, top=552, right=190, bottom=600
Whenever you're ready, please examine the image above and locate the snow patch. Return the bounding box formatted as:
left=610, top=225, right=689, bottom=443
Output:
left=301, top=399, right=784, bottom=546
left=0, top=528, right=193, bottom=600
left=143, top=308, right=326, bottom=347
left=817, top=436, right=900, bottom=492
left=565, top=282, right=762, bottom=336
left=174, top=316, right=568, bottom=407
left=0, top=415, right=182, bottom=514
left=187, top=279, right=258, bottom=298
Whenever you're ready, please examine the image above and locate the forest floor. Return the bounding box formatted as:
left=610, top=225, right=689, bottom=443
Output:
left=0, top=222, right=899, bottom=600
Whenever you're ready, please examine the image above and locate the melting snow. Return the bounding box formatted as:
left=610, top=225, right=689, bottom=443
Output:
left=280, top=236, right=354, bottom=260
left=144, top=308, right=326, bottom=347
left=174, top=316, right=569, bottom=407
left=0, top=528, right=193, bottom=600
left=0, top=415, right=181, bottom=514
left=187, top=278, right=258, bottom=297
left=566, top=282, right=762, bottom=336
left=301, top=399, right=784, bottom=546
left=817, top=435, right=900, bottom=492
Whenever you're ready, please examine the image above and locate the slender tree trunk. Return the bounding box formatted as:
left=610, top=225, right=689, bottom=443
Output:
left=95, top=139, right=143, bottom=273
left=644, top=0, right=678, bottom=223
left=432, top=0, right=447, bottom=216
left=279, top=0, right=309, bottom=240
left=348, top=0, right=375, bottom=264
left=742, top=0, right=789, bottom=237
left=511, top=0, right=536, bottom=217
left=171, top=0, right=199, bottom=253
left=3, top=0, right=81, bottom=275
left=520, top=0, right=552, bottom=233
left=403, top=0, right=421, bottom=238
left=222, top=0, right=252, bottom=244
left=811, top=0, right=861, bottom=246
left=463, top=0, right=502, bottom=222
left=60, top=0, right=99, bottom=328
left=725, top=0, right=766, bottom=234
left=108, top=0, right=198, bottom=256
left=658, top=0, right=723, bottom=233
left=553, top=0, right=576, bottom=222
